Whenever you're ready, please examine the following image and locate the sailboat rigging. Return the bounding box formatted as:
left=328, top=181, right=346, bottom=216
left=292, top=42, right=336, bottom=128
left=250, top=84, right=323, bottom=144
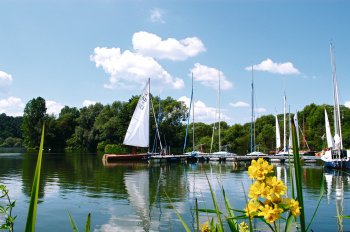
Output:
left=211, top=71, right=236, bottom=158
left=247, top=66, right=266, bottom=156
left=320, top=43, right=350, bottom=169
left=103, top=79, right=154, bottom=163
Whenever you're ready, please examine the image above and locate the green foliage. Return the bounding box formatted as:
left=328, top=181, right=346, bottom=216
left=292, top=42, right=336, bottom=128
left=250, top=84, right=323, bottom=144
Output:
left=25, top=124, right=45, bottom=232
left=1, top=94, right=350, bottom=154
left=0, top=184, right=16, bottom=232
left=0, top=137, right=23, bottom=147
left=67, top=211, right=91, bottom=232
left=104, top=144, right=129, bottom=154
left=21, top=97, right=47, bottom=150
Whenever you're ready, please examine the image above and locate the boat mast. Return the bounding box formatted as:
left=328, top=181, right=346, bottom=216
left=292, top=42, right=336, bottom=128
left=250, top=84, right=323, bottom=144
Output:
left=218, top=71, right=221, bottom=151
left=148, top=78, right=150, bottom=153
left=192, top=73, right=195, bottom=152
left=283, top=94, right=287, bottom=152
left=250, top=66, right=254, bottom=153
left=330, top=43, right=343, bottom=149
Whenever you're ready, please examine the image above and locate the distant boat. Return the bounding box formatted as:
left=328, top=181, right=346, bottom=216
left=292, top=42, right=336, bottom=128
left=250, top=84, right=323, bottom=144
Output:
left=320, top=43, right=350, bottom=169
left=246, top=66, right=266, bottom=156
left=103, top=79, right=151, bottom=163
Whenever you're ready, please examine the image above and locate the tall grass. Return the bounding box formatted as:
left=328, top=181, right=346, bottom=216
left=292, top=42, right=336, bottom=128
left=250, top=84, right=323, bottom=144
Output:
left=25, top=124, right=45, bottom=232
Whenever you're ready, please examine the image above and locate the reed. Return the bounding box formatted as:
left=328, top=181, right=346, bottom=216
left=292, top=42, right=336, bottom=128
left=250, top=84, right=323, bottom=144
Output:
left=25, top=124, right=45, bottom=232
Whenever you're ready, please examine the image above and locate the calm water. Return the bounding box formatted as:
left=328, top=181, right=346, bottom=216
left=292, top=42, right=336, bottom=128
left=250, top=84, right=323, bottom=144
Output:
left=0, top=153, right=349, bottom=231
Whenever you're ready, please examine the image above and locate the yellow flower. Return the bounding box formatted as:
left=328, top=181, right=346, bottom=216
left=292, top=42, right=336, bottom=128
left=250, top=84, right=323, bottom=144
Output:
left=248, top=181, right=270, bottom=199
left=287, top=198, right=301, bottom=216
left=245, top=199, right=259, bottom=219
left=258, top=203, right=283, bottom=223
left=238, top=221, right=249, bottom=232
left=248, top=158, right=273, bottom=181
left=201, top=221, right=209, bottom=232
left=265, top=176, right=287, bottom=198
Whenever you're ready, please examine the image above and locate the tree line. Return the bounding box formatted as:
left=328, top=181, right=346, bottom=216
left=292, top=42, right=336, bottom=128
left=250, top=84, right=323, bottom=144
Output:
left=0, top=96, right=349, bottom=155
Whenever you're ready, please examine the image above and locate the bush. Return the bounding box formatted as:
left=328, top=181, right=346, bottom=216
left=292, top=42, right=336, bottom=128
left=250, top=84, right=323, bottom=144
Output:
left=104, top=144, right=129, bottom=154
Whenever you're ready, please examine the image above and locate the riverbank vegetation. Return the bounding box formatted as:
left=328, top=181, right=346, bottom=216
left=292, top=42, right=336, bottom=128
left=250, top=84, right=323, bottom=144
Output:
left=1, top=96, right=349, bottom=154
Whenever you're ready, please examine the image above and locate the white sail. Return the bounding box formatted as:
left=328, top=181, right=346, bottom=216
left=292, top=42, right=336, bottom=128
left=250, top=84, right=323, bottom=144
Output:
left=123, top=80, right=150, bottom=147
left=325, top=109, right=334, bottom=148
left=293, top=111, right=300, bottom=148
left=288, top=112, right=292, bottom=149
left=276, top=114, right=281, bottom=150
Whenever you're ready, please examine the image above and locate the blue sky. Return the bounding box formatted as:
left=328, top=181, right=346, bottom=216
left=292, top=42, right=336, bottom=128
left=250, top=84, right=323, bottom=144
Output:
left=0, top=0, right=349, bottom=125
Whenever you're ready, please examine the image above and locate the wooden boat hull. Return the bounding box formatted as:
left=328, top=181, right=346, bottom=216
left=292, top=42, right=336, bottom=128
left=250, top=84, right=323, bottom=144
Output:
left=103, top=153, right=149, bottom=163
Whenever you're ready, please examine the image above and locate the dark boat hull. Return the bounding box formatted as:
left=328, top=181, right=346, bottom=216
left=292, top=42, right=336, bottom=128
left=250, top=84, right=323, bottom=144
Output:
left=103, top=153, right=149, bottom=163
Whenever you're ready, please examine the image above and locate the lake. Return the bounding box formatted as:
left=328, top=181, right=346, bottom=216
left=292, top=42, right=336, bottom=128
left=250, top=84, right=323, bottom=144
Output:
left=0, top=153, right=349, bottom=231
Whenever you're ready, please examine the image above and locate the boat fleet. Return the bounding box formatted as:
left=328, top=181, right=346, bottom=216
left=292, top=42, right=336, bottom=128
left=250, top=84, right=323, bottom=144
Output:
left=103, top=43, right=350, bottom=170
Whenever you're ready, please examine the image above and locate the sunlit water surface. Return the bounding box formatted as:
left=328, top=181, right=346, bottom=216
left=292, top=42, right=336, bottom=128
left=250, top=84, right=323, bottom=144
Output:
left=0, top=153, right=349, bottom=231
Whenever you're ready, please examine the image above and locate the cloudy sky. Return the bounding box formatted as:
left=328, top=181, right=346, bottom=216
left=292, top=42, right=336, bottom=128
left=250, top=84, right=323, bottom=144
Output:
left=1, top=0, right=349, bottom=124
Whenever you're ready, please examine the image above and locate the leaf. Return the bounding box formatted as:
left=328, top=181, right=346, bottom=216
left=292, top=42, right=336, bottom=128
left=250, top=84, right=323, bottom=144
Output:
left=195, top=198, right=199, bottom=232
left=67, top=210, right=79, bottom=232
left=291, top=120, right=306, bottom=231
left=85, top=213, right=91, bottom=232
left=25, top=124, right=45, bottom=232
left=165, top=192, right=191, bottom=232
left=206, top=173, right=224, bottom=231
left=306, top=173, right=325, bottom=231
left=285, top=213, right=294, bottom=232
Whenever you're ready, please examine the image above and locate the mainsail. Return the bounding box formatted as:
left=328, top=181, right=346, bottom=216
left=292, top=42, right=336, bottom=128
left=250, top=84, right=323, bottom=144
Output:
left=123, top=80, right=150, bottom=147
left=276, top=114, right=281, bottom=150
left=325, top=109, right=334, bottom=148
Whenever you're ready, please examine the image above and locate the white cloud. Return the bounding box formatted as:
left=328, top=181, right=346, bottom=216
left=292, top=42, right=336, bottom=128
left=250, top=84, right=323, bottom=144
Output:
left=0, top=71, right=13, bottom=91
left=150, top=8, right=165, bottom=23
left=178, top=96, right=230, bottom=123
left=230, top=101, right=249, bottom=108
left=246, top=58, right=300, bottom=75
left=0, top=97, right=24, bottom=116
left=83, top=100, right=97, bottom=107
left=132, top=31, right=205, bottom=61
left=345, top=101, right=350, bottom=108
left=46, top=100, right=64, bottom=116
left=90, top=47, right=184, bottom=90
left=191, top=63, right=233, bottom=90
left=255, top=107, right=267, bottom=113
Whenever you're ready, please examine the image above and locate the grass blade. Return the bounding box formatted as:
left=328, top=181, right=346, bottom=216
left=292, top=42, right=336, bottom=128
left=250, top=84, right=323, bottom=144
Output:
left=205, top=173, right=224, bottom=232
left=67, top=210, right=79, bottom=232
left=195, top=198, right=199, bottom=232
left=25, top=124, right=45, bottom=232
left=291, top=120, right=306, bottom=231
left=165, top=192, right=191, bottom=232
left=220, top=185, right=239, bottom=232
left=85, top=213, right=91, bottom=232
left=306, top=172, right=324, bottom=231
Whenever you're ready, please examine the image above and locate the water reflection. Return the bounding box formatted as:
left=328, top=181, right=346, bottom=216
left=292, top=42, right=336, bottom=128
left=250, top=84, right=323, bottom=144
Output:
left=1, top=153, right=350, bottom=231
left=324, top=169, right=350, bottom=232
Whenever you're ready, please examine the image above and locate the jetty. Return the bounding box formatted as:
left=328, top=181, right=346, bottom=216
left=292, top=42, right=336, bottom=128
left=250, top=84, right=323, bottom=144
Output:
left=149, top=154, right=320, bottom=163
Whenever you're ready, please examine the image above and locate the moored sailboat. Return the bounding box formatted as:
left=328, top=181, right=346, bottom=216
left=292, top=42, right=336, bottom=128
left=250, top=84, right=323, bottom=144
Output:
left=247, top=66, right=267, bottom=156
left=103, top=79, right=151, bottom=163
left=320, top=43, right=350, bottom=169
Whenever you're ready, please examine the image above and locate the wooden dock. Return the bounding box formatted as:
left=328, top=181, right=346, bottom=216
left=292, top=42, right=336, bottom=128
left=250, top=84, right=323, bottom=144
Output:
left=149, top=154, right=320, bottom=164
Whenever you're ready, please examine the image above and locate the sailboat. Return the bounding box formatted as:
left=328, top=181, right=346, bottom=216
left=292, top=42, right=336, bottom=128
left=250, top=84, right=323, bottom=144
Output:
left=247, top=66, right=266, bottom=156
left=211, top=71, right=236, bottom=158
left=103, top=79, right=151, bottom=162
left=183, top=73, right=206, bottom=159
left=321, top=43, right=350, bottom=169
left=275, top=95, right=289, bottom=156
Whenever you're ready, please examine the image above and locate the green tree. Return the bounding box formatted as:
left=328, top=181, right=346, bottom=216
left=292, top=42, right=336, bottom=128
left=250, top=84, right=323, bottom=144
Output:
left=21, top=97, right=47, bottom=149
left=66, top=103, right=103, bottom=152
